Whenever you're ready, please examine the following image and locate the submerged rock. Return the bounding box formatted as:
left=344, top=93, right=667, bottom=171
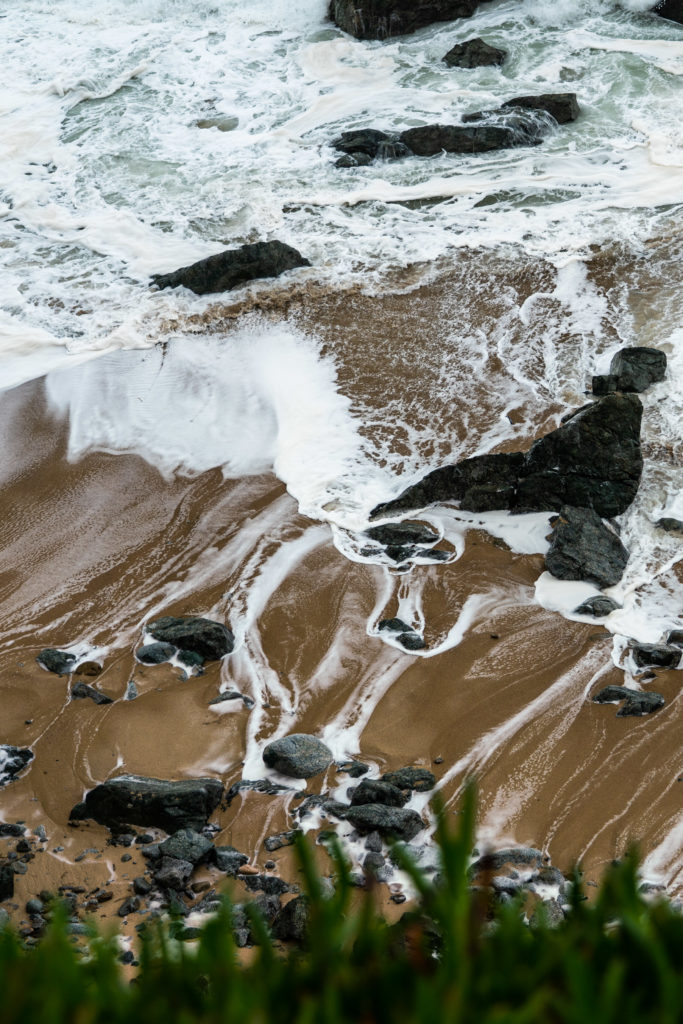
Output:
left=0, top=746, right=34, bottom=785
left=397, top=633, right=427, bottom=651
left=631, top=644, right=682, bottom=670
left=70, top=682, right=113, bottom=705
left=500, top=93, right=580, bottom=124
left=371, top=393, right=643, bottom=521
left=344, top=804, right=424, bottom=841
left=36, top=649, right=76, bottom=676
left=442, top=37, right=507, bottom=68
left=70, top=775, right=223, bottom=832
left=329, top=0, right=479, bottom=40
left=146, top=617, right=234, bottom=661
left=609, top=347, right=667, bottom=393
left=469, top=847, right=543, bottom=874
left=573, top=595, right=620, bottom=617
left=400, top=122, right=538, bottom=157
left=263, top=734, right=333, bottom=779
left=545, top=507, right=629, bottom=589
left=151, top=240, right=310, bottom=295
left=332, top=128, right=394, bottom=160
left=666, top=630, right=683, bottom=648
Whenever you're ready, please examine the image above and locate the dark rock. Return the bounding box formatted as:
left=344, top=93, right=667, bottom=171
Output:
left=151, top=241, right=310, bottom=296
left=70, top=775, right=223, bottom=832
left=653, top=0, right=683, bottom=23
left=36, top=649, right=75, bottom=675
left=272, top=894, right=310, bottom=943
left=631, top=644, right=682, bottom=670
left=371, top=393, right=643, bottom=521
left=470, top=847, right=543, bottom=874
left=381, top=767, right=436, bottom=792
left=666, top=630, right=683, bottom=647
left=657, top=518, right=683, bottom=536
left=501, top=93, right=580, bottom=124
left=385, top=544, right=417, bottom=562
left=158, top=829, right=213, bottom=866
left=617, top=693, right=666, bottom=717
left=252, top=893, right=283, bottom=925
left=146, top=617, right=234, bottom=661
left=136, top=643, right=175, bottom=665
left=332, top=129, right=393, bottom=159
left=26, top=897, right=44, bottom=915
left=400, top=123, right=537, bottom=157
left=592, top=374, right=618, bottom=396
left=263, top=734, right=333, bottom=779
left=117, top=896, right=141, bottom=917
left=213, top=846, right=249, bottom=876
left=344, top=804, right=424, bottom=841
left=609, top=347, right=667, bottom=393
left=366, top=522, right=439, bottom=546
left=177, top=650, right=205, bottom=670
left=337, top=761, right=370, bottom=778
left=153, top=856, right=194, bottom=891
left=243, top=874, right=291, bottom=896
left=0, top=746, right=34, bottom=785
left=0, top=865, right=14, bottom=901
left=574, top=595, right=620, bottom=617
left=420, top=547, right=451, bottom=561
left=545, top=506, right=629, bottom=588
left=335, top=152, right=374, bottom=168
left=518, top=394, right=643, bottom=517
left=0, top=824, right=25, bottom=838
left=70, top=682, right=113, bottom=705
left=350, top=779, right=408, bottom=808
left=225, top=779, right=291, bottom=805
left=133, top=877, right=152, bottom=896
left=329, top=0, right=479, bottom=40
left=442, top=37, right=506, bottom=68
left=363, top=852, right=387, bottom=875
left=397, top=633, right=426, bottom=651
left=592, top=685, right=665, bottom=716
left=529, top=898, right=565, bottom=928
left=378, top=618, right=413, bottom=633
left=264, top=830, right=301, bottom=853
left=365, top=831, right=383, bottom=853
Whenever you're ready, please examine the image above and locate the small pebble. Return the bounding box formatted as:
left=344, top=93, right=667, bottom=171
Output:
left=264, top=860, right=276, bottom=870
left=238, top=865, right=259, bottom=875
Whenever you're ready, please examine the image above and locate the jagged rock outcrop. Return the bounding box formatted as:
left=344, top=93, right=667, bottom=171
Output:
left=442, top=37, right=506, bottom=67
left=151, top=241, right=310, bottom=295
left=371, top=393, right=643, bottom=520
left=329, top=0, right=479, bottom=40
left=70, top=775, right=223, bottom=832
left=545, top=507, right=629, bottom=589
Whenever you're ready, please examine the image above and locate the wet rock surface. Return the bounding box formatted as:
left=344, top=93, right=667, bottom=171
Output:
left=329, top=0, right=479, bottom=40
left=653, top=0, right=683, bottom=25
left=349, top=779, right=408, bottom=807
left=608, top=346, right=667, bottom=393
left=136, top=642, right=176, bottom=665
left=366, top=522, right=439, bottom=546
left=657, top=517, right=683, bottom=535
left=36, top=649, right=76, bottom=675
left=146, top=616, right=234, bottom=661
left=592, top=685, right=665, bottom=717
left=344, top=804, right=424, bottom=841
left=631, top=644, right=682, bottom=670
left=442, top=37, right=507, bottom=67
left=372, top=393, right=642, bottom=520
left=0, top=746, right=34, bottom=786
left=151, top=240, right=310, bottom=295
left=263, top=734, right=333, bottom=779
left=70, top=775, right=223, bottom=832
left=545, top=506, right=629, bottom=588
left=381, top=767, right=436, bottom=792
left=70, top=682, right=113, bottom=705
left=573, top=595, right=620, bottom=617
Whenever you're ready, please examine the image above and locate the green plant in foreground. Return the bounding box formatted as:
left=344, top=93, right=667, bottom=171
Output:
left=0, top=785, right=682, bottom=1024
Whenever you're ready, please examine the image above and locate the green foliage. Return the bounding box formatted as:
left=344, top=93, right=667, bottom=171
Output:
left=1, top=785, right=682, bottom=1024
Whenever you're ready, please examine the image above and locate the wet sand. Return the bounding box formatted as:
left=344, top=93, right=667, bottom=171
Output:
left=1, top=249, right=682, bottom=935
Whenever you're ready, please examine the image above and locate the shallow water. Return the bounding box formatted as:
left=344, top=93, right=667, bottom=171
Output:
left=1, top=0, right=682, bottom=904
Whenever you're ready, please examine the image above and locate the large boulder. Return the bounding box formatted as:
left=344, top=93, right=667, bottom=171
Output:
left=344, top=804, right=424, bottom=841
left=631, top=644, right=682, bottom=670
left=329, top=0, right=479, bottom=39
left=545, top=507, right=629, bottom=588
left=442, top=37, right=507, bottom=68
left=263, top=734, right=333, bottom=779
left=371, top=393, right=643, bottom=520
left=350, top=779, right=408, bottom=807
left=157, top=828, right=213, bottom=866
left=501, top=93, right=579, bottom=125
left=151, top=241, right=310, bottom=295
left=381, top=767, right=436, bottom=792
left=70, top=775, right=223, bottom=832
left=608, top=347, right=667, bottom=393
left=36, top=649, right=76, bottom=676
left=652, top=0, right=683, bottom=24
left=146, top=617, right=234, bottom=661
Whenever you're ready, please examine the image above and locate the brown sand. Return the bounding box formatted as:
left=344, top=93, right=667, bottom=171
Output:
left=1, top=248, right=681, bottom=940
